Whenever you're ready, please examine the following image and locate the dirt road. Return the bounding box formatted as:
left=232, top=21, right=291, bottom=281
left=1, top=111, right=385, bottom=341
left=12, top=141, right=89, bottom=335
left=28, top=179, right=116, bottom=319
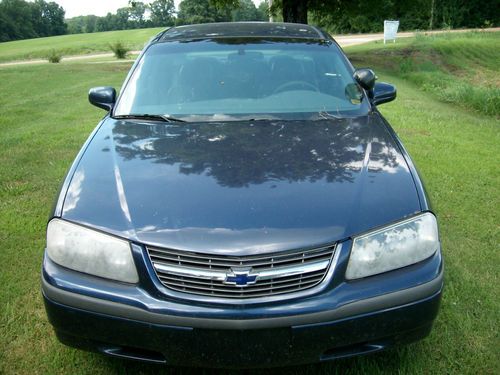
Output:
left=1, top=27, right=498, bottom=67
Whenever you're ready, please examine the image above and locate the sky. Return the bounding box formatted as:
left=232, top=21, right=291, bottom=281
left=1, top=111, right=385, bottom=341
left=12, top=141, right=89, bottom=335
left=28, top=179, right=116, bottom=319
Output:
left=49, top=0, right=263, bottom=19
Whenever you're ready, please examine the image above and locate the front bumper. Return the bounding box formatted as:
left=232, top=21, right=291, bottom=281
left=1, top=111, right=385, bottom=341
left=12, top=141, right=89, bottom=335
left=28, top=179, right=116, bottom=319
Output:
left=42, top=244, right=443, bottom=368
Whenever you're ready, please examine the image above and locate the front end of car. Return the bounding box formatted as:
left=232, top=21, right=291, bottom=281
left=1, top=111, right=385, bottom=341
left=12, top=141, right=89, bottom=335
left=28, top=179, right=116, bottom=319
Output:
left=42, top=212, right=442, bottom=368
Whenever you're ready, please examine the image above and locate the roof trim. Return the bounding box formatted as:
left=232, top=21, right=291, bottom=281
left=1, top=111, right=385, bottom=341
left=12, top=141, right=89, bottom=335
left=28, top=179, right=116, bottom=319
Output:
left=158, top=22, right=327, bottom=43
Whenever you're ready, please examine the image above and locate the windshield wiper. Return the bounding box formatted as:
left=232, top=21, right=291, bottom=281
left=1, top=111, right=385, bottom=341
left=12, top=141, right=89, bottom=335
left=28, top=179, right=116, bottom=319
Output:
left=113, top=114, right=186, bottom=122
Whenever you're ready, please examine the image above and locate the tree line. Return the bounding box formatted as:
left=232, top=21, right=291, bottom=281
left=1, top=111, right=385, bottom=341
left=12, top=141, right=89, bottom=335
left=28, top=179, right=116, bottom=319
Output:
left=0, top=0, right=66, bottom=42
left=66, top=0, right=268, bottom=35
left=307, top=0, right=500, bottom=33
left=0, top=0, right=498, bottom=43
left=214, top=0, right=498, bottom=32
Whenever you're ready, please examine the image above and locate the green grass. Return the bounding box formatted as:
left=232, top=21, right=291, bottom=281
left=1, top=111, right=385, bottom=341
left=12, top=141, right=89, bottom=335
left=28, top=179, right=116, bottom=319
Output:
left=348, top=31, right=500, bottom=116
left=0, top=33, right=499, bottom=374
left=0, top=27, right=163, bottom=63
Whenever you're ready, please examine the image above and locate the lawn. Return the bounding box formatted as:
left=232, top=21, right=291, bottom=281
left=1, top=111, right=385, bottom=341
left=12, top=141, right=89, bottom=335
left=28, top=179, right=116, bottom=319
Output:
left=0, top=33, right=499, bottom=374
left=0, top=27, right=163, bottom=63
left=347, top=31, right=500, bottom=116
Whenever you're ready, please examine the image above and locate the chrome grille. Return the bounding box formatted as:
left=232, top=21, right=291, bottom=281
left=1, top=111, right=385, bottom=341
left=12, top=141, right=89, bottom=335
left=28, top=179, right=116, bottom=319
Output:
left=146, top=245, right=335, bottom=299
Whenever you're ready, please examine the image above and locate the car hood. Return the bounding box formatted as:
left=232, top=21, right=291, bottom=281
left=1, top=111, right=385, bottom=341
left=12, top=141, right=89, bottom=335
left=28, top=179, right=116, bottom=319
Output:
left=61, top=115, right=420, bottom=255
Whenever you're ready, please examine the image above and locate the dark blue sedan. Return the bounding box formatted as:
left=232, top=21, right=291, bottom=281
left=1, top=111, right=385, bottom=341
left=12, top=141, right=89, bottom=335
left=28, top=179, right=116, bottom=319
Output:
left=42, top=22, right=443, bottom=368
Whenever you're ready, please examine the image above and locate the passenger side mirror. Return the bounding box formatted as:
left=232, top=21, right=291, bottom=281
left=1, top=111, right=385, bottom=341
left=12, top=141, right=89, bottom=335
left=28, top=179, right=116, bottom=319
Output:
left=353, top=69, right=397, bottom=106
left=373, top=82, right=397, bottom=105
left=353, top=68, right=376, bottom=91
left=89, top=86, right=116, bottom=111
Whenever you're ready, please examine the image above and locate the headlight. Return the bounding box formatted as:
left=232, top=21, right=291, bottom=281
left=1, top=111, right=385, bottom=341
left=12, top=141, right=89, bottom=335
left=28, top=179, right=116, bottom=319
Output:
left=46, top=219, right=139, bottom=283
left=346, top=213, right=439, bottom=280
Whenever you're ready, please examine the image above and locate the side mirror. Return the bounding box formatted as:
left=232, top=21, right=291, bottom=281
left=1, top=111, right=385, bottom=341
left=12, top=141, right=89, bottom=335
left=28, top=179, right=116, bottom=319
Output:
left=373, top=82, right=397, bottom=105
left=89, top=86, right=116, bottom=111
left=353, top=68, right=376, bottom=91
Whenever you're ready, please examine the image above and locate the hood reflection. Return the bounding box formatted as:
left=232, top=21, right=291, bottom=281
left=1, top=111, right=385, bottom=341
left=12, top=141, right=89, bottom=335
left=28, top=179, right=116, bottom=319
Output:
left=111, top=117, right=399, bottom=188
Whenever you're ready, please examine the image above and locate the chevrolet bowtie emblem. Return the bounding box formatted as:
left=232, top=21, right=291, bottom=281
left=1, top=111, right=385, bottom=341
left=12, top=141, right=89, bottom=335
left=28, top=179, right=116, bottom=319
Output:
left=224, top=267, right=258, bottom=287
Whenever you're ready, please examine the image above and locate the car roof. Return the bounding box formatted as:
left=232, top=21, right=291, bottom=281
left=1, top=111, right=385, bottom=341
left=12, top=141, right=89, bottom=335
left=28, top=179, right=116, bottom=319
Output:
left=157, top=22, right=329, bottom=42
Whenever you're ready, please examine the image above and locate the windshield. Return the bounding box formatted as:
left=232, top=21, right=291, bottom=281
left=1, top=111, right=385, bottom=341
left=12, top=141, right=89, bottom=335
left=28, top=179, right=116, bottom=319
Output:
left=114, top=39, right=369, bottom=121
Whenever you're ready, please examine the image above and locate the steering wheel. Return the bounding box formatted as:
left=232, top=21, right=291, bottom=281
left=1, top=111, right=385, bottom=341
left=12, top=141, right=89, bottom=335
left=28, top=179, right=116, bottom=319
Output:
left=273, top=81, right=319, bottom=95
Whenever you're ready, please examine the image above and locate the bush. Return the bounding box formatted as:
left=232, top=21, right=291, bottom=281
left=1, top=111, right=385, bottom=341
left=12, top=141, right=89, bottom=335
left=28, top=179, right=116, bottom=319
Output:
left=47, top=50, right=61, bottom=63
left=109, top=42, right=129, bottom=59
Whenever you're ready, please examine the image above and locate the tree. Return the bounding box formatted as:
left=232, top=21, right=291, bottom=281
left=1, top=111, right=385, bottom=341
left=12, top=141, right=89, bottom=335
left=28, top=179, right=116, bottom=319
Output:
left=257, top=1, right=269, bottom=21
left=214, top=0, right=309, bottom=23
left=96, top=12, right=116, bottom=31
left=280, top=0, right=307, bottom=23
left=148, top=0, right=176, bottom=26
left=66, top=16, right=85, bottom=34
left=231, top=0, right=258, bottom=21
left=0, top=0, right=66, bottom=41
left=310, top=0, right=395, bottom=33
left=129, top=1, right=147, bottom=27
left=36, top=0, right=67, bottom=36
left=0, top=0, right=32, bottom=42
left=115, top=7, right=132, bottom=29
left=177, top=0, right=232, bottom=25
left=85, top=15, right=98, bottom=33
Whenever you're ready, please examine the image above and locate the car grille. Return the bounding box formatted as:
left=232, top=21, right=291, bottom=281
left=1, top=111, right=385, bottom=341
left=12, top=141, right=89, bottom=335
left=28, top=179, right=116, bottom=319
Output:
left=146, top=245, right=336, bottom=299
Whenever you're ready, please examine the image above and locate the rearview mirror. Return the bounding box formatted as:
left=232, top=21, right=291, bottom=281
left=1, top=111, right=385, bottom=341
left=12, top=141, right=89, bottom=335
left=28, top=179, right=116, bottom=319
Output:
left=353, top=68, right=376, bottom=91
left=89, top=86, right=116, bottom=111
left=373, top=82, right=397, bottom=105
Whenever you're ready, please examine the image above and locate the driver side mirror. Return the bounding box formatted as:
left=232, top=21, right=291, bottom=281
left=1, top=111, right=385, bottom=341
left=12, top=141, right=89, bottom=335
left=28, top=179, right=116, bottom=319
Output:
left=89, top=86, right=116, bottom=111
